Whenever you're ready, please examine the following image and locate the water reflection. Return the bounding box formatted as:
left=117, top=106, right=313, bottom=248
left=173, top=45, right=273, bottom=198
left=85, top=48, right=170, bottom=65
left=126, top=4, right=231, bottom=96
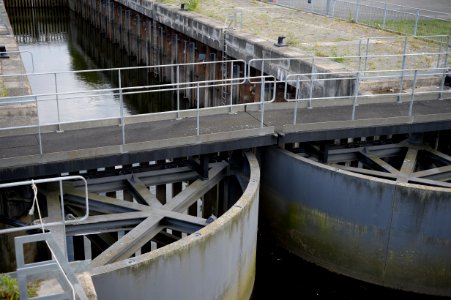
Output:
left=7, top=7, right=175, bottom=124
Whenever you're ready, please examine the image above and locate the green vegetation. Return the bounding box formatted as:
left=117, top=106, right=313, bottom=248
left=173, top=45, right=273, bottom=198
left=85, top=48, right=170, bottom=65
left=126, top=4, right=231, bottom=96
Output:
left=0, top=274, right=38, bottom=300
left=363, top=19, right=451, bottom=37
left=186, top=0, right=199, bottom=11
left=0, top=81, right=8, bottom=97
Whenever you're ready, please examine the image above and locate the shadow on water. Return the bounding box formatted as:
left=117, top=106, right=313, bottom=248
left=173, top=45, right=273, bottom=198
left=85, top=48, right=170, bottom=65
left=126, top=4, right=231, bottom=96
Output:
left=253, top=230, right=448, bottom=299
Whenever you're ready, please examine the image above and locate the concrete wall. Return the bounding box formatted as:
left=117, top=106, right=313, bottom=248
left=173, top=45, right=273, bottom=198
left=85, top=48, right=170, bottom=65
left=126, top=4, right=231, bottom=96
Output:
left=90, top=152, right=260, bottom=300
left=260, top=147, right=451, bottom=297
left=100, top=0, right=353, bottom=98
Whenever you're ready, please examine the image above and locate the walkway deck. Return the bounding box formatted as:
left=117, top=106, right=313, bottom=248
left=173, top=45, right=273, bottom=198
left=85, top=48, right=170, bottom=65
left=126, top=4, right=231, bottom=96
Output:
left=1, top=95, right=450, bottom=181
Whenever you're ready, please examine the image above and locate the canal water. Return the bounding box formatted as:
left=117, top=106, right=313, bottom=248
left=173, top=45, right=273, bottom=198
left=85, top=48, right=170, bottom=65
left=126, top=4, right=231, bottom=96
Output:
left=7, top=6, right=445, bottom=299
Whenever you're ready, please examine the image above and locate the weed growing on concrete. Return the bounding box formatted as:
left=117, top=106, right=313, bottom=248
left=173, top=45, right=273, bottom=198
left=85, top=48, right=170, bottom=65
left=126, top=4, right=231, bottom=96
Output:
left=187, top=0, right=199, bottom=11
left=0, top=81, right=8, bottom=97
left=0, top=274, right=38, bottom=300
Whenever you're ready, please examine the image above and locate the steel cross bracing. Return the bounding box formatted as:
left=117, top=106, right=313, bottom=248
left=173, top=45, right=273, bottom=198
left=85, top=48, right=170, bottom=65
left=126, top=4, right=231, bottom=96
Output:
left=292, top=139, right=451, bottom=188
left=49, top=161, right=230, bottom=267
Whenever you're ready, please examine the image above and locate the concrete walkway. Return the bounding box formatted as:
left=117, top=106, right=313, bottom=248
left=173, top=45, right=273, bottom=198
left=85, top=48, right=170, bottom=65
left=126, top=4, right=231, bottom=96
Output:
left=0, top=0, right=36, bottom=127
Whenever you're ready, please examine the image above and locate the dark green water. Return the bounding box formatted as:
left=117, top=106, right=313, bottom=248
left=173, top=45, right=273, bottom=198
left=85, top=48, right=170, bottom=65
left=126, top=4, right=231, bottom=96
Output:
left=6, top=6, right=447, bottom=299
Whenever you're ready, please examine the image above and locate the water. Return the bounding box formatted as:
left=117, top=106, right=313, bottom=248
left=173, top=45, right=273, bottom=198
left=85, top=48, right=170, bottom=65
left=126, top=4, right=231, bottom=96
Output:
left=7, top=6, right=448, bottom=299
left=8, top=7, right=174, bottom=124
left=253, top=232, right=443, bottom=299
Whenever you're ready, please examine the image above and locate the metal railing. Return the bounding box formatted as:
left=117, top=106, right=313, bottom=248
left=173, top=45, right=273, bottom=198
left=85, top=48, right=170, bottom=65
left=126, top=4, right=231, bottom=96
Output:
left=0, top=176, right=89, bottom=235
left=0, top=175, right=90, bottom=300
left=269, top=0, right=451, bottom=39
left=0, top=57, right=449, bottom=156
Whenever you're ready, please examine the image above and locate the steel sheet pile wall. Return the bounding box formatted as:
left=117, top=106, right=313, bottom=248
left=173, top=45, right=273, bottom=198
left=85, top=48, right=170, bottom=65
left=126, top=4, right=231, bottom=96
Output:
left=260, top=147, right=451, bottom=297
left=91, top=153, right=260, bottom=300
left=4, top=0, right=67, bottom=7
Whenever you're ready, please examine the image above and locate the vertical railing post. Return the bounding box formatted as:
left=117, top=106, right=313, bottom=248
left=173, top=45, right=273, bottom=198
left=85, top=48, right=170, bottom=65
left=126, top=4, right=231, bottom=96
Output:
left=382, top=0, right=387, bottom=28
left=196, top=82, right=200, bottom=136
left=331, top=0, right=336, bottom=17
left=54, top=73, right=62, bottom=132
left=357, top=38, right=362, bottom=72
left=413, top=9, right=420, bottom=36
left=293, top=76, right=301, bottom=125
left=436, top=35, right=443, bottom=69
left=397, top=36, right=408, bottom=103
left=176, top=65, right=181, bottom=119
left=352, top=71, right=360, bottom=120
left=260, top=77, right=265, bottom=129
left=364, top=37, right=370, bottom=76
left=260, top=60, right=265, bottom=111
left=308, top=57, right=315, bottom=109
left=355, top=0, right=360, bottom=23
left=118, top=69, right=126, bottom=146
left=438, top=36, right=449, bottom=100
left=408, top=70, right=418, bottom=117
left=229, top=61, right=234, bottom=113
left=36, top=96, right=43, bottom=155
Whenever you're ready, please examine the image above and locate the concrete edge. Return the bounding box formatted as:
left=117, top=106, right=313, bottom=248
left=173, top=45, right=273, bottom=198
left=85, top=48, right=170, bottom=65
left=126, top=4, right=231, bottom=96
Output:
left=0, top=126, right=275, bottom=168
left=281, top=147, right=451, bottom=193
left=90, top=152, right=260, bottom=299
left=281, top=113, right=451, bottom=133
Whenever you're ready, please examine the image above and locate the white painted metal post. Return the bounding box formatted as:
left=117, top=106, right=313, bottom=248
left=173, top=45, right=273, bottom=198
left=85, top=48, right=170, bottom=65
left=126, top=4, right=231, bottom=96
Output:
left=352, top=71, right=360, bottom=120
left=413, top=9, right=420, bottom=36
left=54, top=73, right=62, bottom=132
left=408, top=70, right=418, bottom=117
left=196, top=82, right=200, bottom=135
left=229, top=61, right=234, bottom=113
left=397, top=36, right=408, bottom=103
left=118, top=69, right=126, bottom=146
left=260, top=77, right=265, bottom=128
left=364, top=37, right=370, bottom=75
left=176, top=65, right=181, bottom=119
left=382, top=0, right=387, bottom=28
left=308, top=56, right=315, bottom=109
left=293, top=76, right=301, bottom=125
left=438, top=36, right=449, bottom=100
left=36, top=96, right=43, bottom=155
left=436, top=36, right=444, bottom=69
left=355, top=0, right=360, bottom=23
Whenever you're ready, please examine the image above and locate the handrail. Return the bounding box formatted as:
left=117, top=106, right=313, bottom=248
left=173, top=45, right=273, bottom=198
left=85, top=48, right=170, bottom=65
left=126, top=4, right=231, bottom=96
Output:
left=0, top=175, right=89, bottom=235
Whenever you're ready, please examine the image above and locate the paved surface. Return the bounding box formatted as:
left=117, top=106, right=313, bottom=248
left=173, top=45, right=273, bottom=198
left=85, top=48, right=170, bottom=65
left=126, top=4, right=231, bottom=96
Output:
left=0, top=0, right=35, bottom=126
left=161, top=0, right=448, bottom=73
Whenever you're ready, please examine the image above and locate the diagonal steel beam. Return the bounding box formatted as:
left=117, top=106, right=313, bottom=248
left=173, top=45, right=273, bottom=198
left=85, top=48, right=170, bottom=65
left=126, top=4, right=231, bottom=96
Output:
left=410, top=165, right=451, bottom=181
left=408, top=177, right=451, bottom=189
left=89, top=206, right=208, bottom=267
left=397, top=148, right=418, bottom=183
left=91, top=213, right=164, bottom=267
left=164, top=162, right=228, bottom=213
left=357, top=151, right=400, bottom=174
left=64, top=185, right=151, bottom=212
left=126, top=176, right=162, bottom=208
left=65, top=211, right=152, bottom=236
